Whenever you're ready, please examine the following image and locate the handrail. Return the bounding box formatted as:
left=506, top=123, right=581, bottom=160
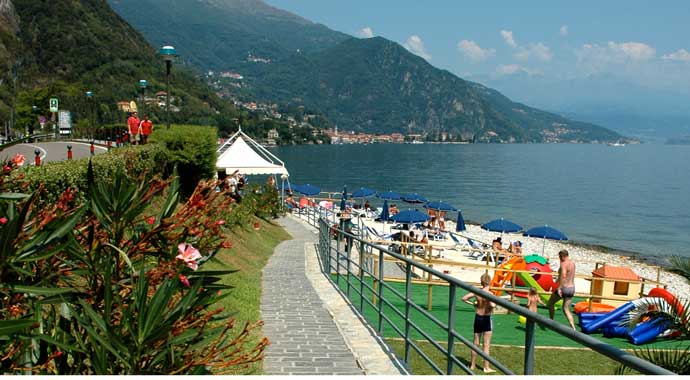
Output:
left=292, top=205, right=675, bottom=375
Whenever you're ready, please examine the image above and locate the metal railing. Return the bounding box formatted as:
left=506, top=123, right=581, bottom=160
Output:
left=291, top=205, right=674, bottom=375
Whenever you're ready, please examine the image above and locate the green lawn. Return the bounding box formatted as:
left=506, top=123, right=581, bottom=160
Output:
left=386, top=340, right=636, bottom=375
left=207, top=218, right=290, bottom=375
left=329, top=273, right=685, bottom=375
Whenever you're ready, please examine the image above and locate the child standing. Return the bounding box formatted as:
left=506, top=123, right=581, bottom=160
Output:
left=462, top=273, right=496, bottom=373
left=527, top=287, right=545, bottom=313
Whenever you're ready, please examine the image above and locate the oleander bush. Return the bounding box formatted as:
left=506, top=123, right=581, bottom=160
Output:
left=10, top=144, right=167, bottom=204
left=0, top=157, right=271, bottom=374
left=149, top=125, right=218, bottom=197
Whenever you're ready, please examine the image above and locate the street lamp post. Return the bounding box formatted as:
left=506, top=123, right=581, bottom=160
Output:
left=138, top=79, right=148, bottom=117
left=30, top=105, right=38, bottom=139
left=85, top=91, right=93, bottom=140
left=159, top=45, right=177, bottom=129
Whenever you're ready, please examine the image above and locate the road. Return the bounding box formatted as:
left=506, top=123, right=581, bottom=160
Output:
left=0, top=141, right=108, bottom=164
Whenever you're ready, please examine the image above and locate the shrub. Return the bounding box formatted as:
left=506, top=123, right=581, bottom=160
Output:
left=10, top=144, right=167, bottom=204
left=0, top=161, right=268, bottom=374
left=149, top=125, right=217, bottom=197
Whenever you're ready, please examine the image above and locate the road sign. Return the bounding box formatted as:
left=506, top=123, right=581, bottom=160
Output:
left=49, top=98, right=59, bottom=113
left=58, top=110, right=72, bottom=135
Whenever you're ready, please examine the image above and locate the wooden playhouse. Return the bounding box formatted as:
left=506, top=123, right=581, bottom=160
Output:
left=590, top=264, right=642, bottom=307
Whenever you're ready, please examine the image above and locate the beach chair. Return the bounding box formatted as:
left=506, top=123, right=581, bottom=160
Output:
left=365, top=226, right=394, bottom=241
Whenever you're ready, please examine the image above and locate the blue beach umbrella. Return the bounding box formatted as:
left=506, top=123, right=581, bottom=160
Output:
left=481, top=218, right=523, bottom=233
left=401, top=193, right=429, bottom=204
left=352, top=187, right=376, bottom=198
left=455, top=210, right=466, bottom=232
left=523, top=225, right=568, bottom=255
left=295, top=183, right=320, bottom=196
left=379, top=199, right=390, bottom=222
left=340, top=185, right=347, bottom=211
left=377, top=190, right=401, bottom=201
left=390, top=209, right=430, bottom=224
left=424, top=200, right=458, bottom=212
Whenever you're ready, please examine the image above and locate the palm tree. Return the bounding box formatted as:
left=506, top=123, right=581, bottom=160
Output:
left=616, top=255, right=690, bottom=374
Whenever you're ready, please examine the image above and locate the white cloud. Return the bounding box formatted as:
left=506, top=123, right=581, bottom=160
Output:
left=457, top=40, right=495, bottom=62
left=615, top=42, right=656, bottom=60
left=496, top=64, right=521, bottom=75
left=500, top=30, right=517, bottom=47
left=358, top=26, right=374, bottom=39
left=495, top=64, right=542, bottom=77
left=575, top=41, right=656, bottom=76
left=560, top=25, right=568, bottom=36
left=576, top=41, right=656, bottom=65
left=403, top=35, right=431, bottom=60
left=514, top=42, right=553, bottom=62
left=662, top=49, right=690, bottom=62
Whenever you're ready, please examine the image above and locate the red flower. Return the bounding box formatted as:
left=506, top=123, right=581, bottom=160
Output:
left=11, top=154, right=25, bottom=167
left=146, top=216, right=156, bottom=225
left=0, top=217, right=7, bottom=225
left=179, top=274, right=191, bottom=288
left=3, top=165, right=10, bottom=173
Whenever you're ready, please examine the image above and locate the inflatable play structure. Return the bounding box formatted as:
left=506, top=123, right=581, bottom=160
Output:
left=577, top=287, right=684, bottom=345
left=490, top=254, right=560, bottom=306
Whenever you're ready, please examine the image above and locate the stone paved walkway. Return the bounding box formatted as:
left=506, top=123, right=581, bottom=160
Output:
left=261, top=217, right=364, bottom=375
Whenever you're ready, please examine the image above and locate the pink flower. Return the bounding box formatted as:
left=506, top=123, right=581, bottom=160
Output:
left=146, top=216, right=156, bottom=225
left=11, top=154, right=25, bottom=167
left=216, top=220, right=225, bottom=226
left=179, top=274, right=191, bottom=288
left=3, top=165, right=10, bottom=173
left=0, top=217, right=7, bottom=225
left=176, top=243, right=202, bottom=270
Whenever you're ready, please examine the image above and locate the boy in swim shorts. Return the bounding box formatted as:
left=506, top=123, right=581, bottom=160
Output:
left=462, top=272, right=496, bottom=373
left=548, top=249, right=576, bottom=330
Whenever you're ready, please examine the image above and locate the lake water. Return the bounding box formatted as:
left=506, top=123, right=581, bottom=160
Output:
left=269, top=143, right=690, bottom=260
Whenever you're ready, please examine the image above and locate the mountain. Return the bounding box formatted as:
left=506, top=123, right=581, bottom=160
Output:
left=0, top=0, right=236, bottom=130
left=248, top=37, right=620, bottom=142
left=109, top=0, right=624, bottom=143
left=108, top=0, right=349, bottom=71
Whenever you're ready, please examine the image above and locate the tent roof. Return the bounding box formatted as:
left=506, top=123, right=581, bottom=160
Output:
left=216, top=134, right=289, bottom=176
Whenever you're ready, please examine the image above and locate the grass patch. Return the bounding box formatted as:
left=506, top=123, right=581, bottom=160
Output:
left=207, top=217, right=291, bottom=374
left=386, top=339, right=632, bottom=375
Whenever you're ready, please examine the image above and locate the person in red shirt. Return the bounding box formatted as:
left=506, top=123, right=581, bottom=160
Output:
left=127, top=111, right=141, bottom=145
left=139, top=114, right=153, bottom=144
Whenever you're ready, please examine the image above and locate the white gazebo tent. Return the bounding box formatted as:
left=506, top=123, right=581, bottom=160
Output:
left=216, top=127, right=290, bottom=198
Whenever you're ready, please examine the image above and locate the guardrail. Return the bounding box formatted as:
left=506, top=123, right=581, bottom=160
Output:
left=291, top=205, right=674, bottom=375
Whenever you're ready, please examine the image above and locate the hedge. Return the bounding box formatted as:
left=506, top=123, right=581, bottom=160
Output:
left=150, top=125, right=217, bottom=196
left=11, top=124, right=218, bottom=201
left=13, top=144, right=168, bottom=202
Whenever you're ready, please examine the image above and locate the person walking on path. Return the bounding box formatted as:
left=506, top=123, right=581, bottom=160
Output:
left=548, top=249, right=577, bottom=330
left=127, top=111, right=141, bottom=145
left=139, top=114, right=153, bottom=144
left=463, top=273, right=496, bottom=373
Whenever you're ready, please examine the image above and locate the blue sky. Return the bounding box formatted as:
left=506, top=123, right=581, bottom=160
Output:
left=266, top=1, right=690, bottom=122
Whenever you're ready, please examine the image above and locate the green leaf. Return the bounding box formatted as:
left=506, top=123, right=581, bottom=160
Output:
left=34, top=333, right=85, bottom=353
left=10, top=285, right=75, bottom=296
left=0, top=192, right=30, bottom=200
left=0, top=319, right=36, bottom=335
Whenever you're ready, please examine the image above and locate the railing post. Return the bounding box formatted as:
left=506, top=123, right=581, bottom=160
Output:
left=404, top=261, right=412, bottom=365
left=447, top=284, right=457, bottom=375
left=327, top=222, right=332, bottom=275
left=346, top=233, right=352, bottom=298
left=524, top=319, right=536, bottom=375
left=359, top=241, right=365, bottom=313
left=377, top=249, right=384, bottom=334
left=336, top=226, right=341, bottom=288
